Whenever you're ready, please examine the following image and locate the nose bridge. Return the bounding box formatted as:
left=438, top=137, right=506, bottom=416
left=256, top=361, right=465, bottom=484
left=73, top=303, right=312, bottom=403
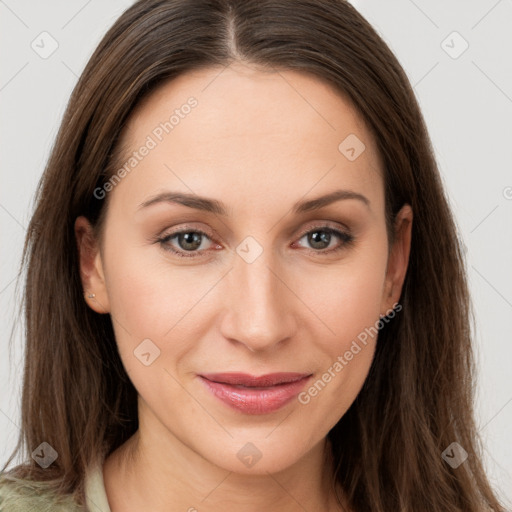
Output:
left=220, top=244, right=295, bottom=351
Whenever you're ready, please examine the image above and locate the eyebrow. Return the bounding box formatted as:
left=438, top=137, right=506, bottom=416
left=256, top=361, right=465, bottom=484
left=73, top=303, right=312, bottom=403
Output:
left=137, top=189, right=370, bottom=215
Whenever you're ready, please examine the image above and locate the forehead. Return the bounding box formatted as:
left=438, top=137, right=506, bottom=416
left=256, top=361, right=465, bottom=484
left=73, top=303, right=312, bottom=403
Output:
left=109, top=62, right=384, bottom=217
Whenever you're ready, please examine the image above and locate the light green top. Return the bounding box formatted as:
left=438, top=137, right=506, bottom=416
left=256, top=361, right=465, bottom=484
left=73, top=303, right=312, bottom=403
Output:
left=0, top=463, right=112, bottom=511
left=84, top=463, right=111, bottom=512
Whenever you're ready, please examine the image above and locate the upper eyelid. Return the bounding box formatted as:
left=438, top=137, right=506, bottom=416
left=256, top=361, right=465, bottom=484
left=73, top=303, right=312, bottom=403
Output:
left=161, top=224, right=214, bottom=241
left=296, top=221, right=349, bottom=237
left=161, top=220, right=349, bottom=238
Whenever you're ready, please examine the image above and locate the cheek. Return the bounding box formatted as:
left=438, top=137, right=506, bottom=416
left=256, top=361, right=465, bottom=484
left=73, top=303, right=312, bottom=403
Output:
left=104, top=233, right=196, bottom=331
left=293, top=246, right=387, bottom=417
left=301, top=249, right=388, bottom=355
left=102, top=251, right=195, bottom=405
left=101, top=237, right=190, bottom=369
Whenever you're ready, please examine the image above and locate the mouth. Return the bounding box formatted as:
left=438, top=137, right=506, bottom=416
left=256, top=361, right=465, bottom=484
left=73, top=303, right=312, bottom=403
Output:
left=198, top=372, right=312, bottom=414
left=200, top=372, right=311, bottom=387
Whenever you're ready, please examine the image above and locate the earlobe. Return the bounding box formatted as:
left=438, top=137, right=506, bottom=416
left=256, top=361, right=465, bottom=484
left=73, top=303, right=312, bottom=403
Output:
left=381, top=204, right=413, bottom=315
left=74, top=216, right=110, bottom=314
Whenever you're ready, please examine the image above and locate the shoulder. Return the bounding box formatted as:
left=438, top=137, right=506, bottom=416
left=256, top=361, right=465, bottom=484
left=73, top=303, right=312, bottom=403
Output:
left=0, top=473, right=84, bottom=512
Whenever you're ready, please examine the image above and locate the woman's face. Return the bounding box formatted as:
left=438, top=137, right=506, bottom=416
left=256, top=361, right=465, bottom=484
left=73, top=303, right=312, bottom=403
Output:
left=76, top=62, right=411, bottom=475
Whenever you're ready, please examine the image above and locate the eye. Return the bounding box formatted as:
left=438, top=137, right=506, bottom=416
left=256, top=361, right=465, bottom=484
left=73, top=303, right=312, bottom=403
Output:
left=154, top=223, right=355, bottom=259
left=294, top=225, right=354, bottom=255
left=156, top=227, right=217, bottom=258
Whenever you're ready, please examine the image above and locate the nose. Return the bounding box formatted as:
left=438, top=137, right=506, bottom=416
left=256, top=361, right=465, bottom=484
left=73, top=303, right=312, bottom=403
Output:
left=219, top=249, right=297, bottom=353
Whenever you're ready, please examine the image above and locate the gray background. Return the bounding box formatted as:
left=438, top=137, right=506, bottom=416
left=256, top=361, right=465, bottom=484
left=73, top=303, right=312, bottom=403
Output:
left=1, top=0, right=511, bottom=506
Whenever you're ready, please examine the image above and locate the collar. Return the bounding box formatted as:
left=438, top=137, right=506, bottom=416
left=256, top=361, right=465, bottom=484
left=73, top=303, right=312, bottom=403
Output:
left=84, top=461, right=111, bottom=512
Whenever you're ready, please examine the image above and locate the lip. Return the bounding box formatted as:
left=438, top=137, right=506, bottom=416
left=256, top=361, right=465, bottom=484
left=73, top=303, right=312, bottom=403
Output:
left=199, top=372, right=312, bottom=414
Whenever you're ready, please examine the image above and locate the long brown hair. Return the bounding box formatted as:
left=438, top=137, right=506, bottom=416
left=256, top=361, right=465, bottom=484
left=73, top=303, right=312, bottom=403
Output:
left=2, top=0, right=506, bottom=510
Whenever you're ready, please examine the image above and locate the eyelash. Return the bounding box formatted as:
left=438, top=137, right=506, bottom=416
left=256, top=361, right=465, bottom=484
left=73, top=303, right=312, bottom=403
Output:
left=154, top=223, right=355, bottom=259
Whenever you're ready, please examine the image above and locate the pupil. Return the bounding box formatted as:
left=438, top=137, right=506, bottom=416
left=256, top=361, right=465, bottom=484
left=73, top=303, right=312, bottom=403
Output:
left=309, top=231, right=330, bottom=249
left=179, top=232, right=202, bottom=251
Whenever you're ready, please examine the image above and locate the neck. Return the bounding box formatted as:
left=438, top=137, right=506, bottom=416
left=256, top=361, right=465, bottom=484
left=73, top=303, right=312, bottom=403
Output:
left=103, top=405, right=347, bottom=512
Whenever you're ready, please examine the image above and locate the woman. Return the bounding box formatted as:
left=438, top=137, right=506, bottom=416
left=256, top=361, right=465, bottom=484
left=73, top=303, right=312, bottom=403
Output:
left=0, top=0, right=506, bottom=510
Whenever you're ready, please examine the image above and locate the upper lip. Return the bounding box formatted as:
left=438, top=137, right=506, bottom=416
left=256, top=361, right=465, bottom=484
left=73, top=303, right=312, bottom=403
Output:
left=200, top=372, right=311, bottom=387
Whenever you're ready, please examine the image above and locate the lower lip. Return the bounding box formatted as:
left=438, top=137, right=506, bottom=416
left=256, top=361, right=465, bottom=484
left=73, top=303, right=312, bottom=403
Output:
left=199, top=375, right=311, bottom=415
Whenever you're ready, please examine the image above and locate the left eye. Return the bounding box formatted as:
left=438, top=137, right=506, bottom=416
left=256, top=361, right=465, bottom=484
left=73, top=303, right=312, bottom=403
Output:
left=295, top=227, right=354, bottom=253
left=156, top=225, right=354, bottom=258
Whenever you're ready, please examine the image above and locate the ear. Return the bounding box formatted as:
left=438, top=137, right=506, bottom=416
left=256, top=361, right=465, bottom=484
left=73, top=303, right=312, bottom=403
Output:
left=74, top=216, right=110, bottom=314
left=380, top=204, right=413, bottom=316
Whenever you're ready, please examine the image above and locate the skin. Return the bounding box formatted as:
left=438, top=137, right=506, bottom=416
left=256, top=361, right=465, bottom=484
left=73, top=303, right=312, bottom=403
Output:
left=75, top=61, right=412, bottom=512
